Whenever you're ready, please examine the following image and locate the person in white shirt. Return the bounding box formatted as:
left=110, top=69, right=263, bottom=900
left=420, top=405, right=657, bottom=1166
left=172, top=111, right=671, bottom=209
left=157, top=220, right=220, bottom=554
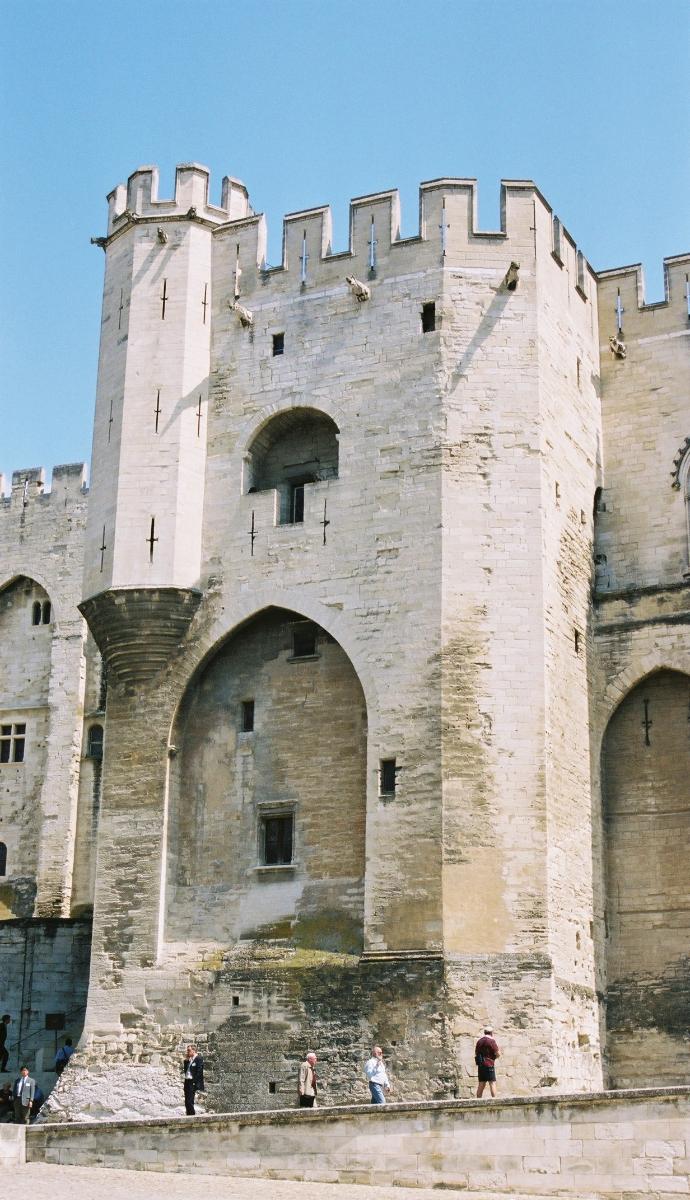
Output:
left=364, top=1045, right=391, bottom=1104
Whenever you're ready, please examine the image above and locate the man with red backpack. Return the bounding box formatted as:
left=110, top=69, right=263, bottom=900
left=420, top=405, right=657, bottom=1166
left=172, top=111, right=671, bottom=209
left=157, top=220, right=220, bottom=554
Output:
left=474, top=1026, right=500, bottom=1098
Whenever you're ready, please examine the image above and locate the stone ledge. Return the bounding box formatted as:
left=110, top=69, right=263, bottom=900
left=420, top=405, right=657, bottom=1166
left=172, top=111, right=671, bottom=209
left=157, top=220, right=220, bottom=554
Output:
left=30, top=1085, right=690, bottom=1134
left=0, top=1124, right=26, bottom=1165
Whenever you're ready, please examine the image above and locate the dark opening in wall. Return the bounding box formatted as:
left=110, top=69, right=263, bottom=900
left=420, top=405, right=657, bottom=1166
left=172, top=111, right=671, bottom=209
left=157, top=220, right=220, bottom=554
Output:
left=574, top=629, right=581, bottom=655
left=291, top=623, right=317, bottom=659
left=286, top=478, right=315, bottom=524
left=380, top=758, right=397, bottom=795
left=232, top=995, right=240, bottom=1007
left=268, top=1081, right=277, bottom=1094
left=31, top=601, right=41, bottom=626
left=272, top=332, right=284, bottom=356
left=241, top=700, right=255, bottom=733
left=42, top=601, right=51, bottom=624
left=261, top=813, right=294, bottom=865
left=0, top=842, right=6, bottom=876
left=86, top=724, right=104, bottom=760
left=421, top=302, right=436, bottom=333
left=0, top=723, right=25, bottom=764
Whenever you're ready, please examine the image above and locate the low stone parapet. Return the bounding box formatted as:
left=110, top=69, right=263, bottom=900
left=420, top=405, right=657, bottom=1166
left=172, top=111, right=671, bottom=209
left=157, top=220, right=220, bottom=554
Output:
left=27, top=1087, right=690, bottom=1195
left=0, top=1125, right=26, bottom=1166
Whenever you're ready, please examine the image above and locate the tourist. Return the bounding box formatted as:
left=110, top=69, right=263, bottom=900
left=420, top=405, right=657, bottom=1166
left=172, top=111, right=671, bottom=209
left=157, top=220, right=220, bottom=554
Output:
left=0, top=1015, right=11, bottom=1072
left=0, top=1082, right=13, bottom=1122
left=54, top=1036, right=75, bottom=1076
left=475, top=1026, right=500, bottom=1098
left=364, top=1045, right=391, bottom=1104
left=297, top=1050, right=318, bottom=1108
left=13, top=1066, right=36, bottom=1124
left=182, top=1044, right=205, bottom=1115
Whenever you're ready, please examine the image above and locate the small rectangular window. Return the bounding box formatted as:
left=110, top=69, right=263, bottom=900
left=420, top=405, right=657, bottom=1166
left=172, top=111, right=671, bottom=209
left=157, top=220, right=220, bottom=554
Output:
left=421, top=302, right=436, bottom=333
left=268, top=1080, right=277, bottom=1094
left=0, top=723, right=25, bottom=764
left=45, top=1013, right=66, bottom=1031
left=261, top=813, right=293, bottom=865
left=292, top=624, right=317, bottom=659
left=272, top=332, right=284, bottom=356
left=241, top=700, right=255, bottom=733
left=380, top=758, right=397, bottom=795
left=291, top=483, right=305, bottom=524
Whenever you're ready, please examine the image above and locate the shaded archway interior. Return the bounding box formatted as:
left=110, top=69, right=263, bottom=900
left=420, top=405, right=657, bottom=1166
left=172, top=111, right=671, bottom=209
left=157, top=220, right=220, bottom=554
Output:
left=601, top=668, right=690, bottom=1087
left=244, top=409, right=339, bottom=524
left=165, top=607, right=367, bottom=953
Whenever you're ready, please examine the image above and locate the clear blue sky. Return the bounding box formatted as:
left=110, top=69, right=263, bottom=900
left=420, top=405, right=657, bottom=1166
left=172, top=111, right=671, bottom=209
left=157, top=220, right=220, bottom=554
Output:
left=1, top=0, right=688, bottom=486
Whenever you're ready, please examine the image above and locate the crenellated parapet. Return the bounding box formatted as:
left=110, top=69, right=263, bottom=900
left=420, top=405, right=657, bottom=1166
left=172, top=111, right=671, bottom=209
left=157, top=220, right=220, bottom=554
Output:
left=1, top=463, right=87, bottom=508
left=212, top=176, right=596, bottom=299
left=102, top=163, right=250, bottom=239
left=597, top=253, right=690, bottom=342
left=94, top=165, right=599, bottom=311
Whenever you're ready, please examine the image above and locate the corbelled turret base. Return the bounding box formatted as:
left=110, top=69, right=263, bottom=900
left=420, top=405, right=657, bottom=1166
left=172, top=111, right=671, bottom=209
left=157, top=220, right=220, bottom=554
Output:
left=79, top=587, right=202, bottom=688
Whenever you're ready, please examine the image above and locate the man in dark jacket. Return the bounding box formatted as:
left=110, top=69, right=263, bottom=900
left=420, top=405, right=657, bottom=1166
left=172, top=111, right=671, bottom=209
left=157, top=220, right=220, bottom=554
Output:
left=475, top=1026, right=501, bottom=1098
left=182, top=1044, right=205, bottom=1115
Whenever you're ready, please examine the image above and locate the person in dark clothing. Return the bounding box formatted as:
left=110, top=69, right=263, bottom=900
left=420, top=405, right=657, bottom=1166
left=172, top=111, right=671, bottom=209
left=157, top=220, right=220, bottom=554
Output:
left=182, top=1044, right=205, bottom=1115
left=475, top=1026, right=501, bottom=1098
left=55, top=1037, right=75, bottom=1076
left=0, top=1015, right=11, bottom=1072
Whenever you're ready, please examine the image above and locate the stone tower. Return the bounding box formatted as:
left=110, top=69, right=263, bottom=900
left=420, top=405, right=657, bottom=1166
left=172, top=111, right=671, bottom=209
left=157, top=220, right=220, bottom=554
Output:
left=2, top=164, right=683, bottom=1122
left=81, top=164, right=249, bottom=671
left=44, top=165, right=616, bottom=1120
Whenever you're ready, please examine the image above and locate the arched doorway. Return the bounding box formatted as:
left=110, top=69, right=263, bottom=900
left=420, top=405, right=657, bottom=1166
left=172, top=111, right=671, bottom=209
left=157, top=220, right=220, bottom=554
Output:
left=165, top=607, right=367, bottom=952
left=601, top=668, right=690, bottom=1086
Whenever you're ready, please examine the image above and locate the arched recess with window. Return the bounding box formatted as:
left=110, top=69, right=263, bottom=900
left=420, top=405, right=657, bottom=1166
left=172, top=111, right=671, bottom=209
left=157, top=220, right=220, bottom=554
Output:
left=0, top=575, right=53, bottom=913
left=244, top=408, right=339, bottom=524
left=165, top=606, right=366, bottom=952
left=601, top=668, right=690, bottom=1087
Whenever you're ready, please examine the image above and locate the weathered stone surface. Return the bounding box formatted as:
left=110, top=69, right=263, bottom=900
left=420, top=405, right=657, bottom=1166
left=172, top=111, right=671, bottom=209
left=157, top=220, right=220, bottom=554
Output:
left=26, top=1089, right=690, bottom=1196
left=1, top=164, right=688, bottom=1121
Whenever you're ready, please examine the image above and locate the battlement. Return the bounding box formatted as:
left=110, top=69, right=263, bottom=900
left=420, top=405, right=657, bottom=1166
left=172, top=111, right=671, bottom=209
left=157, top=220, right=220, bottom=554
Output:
left=1, top=463, right=88, bottom=506
left=212, top=175, right=597, bottom=298
left=597, top=253, right=690, bottom=336
left=99, top=165, right=598, bottom=297
left=105, top=163, right=250, bottom=236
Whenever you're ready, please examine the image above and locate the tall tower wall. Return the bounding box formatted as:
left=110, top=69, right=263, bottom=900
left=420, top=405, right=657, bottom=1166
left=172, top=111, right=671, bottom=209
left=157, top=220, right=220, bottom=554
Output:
left=591, top=253, right=690, bottom=1088
left=83, top=164, right=249, bottom=600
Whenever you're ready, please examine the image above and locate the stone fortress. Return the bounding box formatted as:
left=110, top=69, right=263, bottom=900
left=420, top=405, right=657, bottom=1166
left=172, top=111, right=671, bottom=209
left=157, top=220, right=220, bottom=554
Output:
left=0, top=163, right=687, bottom=1121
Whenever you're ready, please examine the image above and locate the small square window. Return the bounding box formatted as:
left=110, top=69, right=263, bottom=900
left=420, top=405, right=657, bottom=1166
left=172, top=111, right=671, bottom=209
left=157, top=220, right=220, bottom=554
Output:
left=380, top=758, right=397, bottom=795
left=292, top=624, right=317, bottom=659
left=268, top=1081, right=277, bottom=1094
left=421, top=302, right=436, bottom=333
left=241, top=700, right=255, bottom=733
left=261, top=813, right=294, bottom=865
left=272, top=332, right=284, bottom=356
left=0, top=723, right=25, bottom=764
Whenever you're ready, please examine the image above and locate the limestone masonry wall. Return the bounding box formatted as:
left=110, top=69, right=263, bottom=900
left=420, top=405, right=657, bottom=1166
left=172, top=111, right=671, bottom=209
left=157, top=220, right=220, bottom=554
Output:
left=1, top=163, right=687, bottom=1123
left=26, top=1089, right=690, bottom=1197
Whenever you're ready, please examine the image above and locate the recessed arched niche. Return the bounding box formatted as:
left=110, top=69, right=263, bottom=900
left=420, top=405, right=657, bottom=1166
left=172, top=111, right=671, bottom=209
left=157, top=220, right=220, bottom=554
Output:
left=601, top=668, right=690, bottom=1086
left=244, top=409, right=339, bottom=524
left=165, top=607, right=366, bottom=953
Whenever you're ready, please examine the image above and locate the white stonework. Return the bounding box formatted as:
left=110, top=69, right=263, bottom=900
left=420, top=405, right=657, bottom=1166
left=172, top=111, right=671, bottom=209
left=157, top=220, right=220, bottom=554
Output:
left=0, top=163, right=687, bottom=1121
